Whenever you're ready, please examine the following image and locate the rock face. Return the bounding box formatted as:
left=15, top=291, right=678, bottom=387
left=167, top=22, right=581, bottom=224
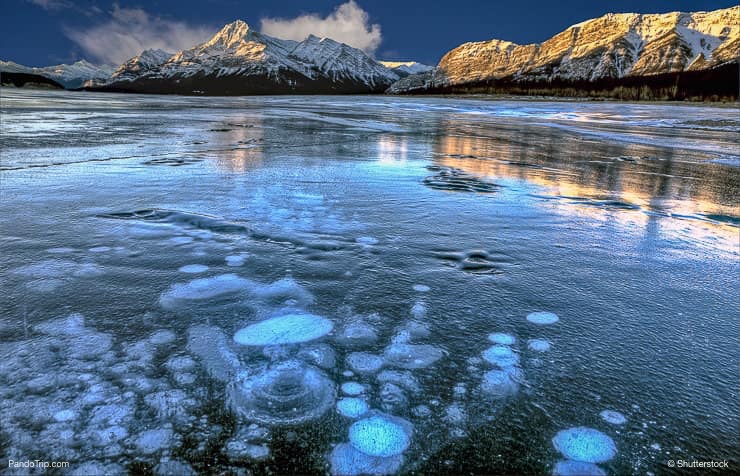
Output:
left=389, top=6, right=740, bottom=97
left=95, top=20, right=399, bottom=95
left=0, top=60, right=115, bottom=89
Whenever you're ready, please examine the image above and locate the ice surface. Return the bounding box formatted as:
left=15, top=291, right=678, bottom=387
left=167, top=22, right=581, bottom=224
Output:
left=488, top=332, right=517, bottom=345
left=337, top=398, right=369, bottom=418
left=330, top=442, right=404, bottom=476
left=553, top=460, right=607, bottom=476
left=349, top=412, right=413, bottom=457
left=228, top=360, right=336, bottom=426
left=233, top=313, right=333, bottom=346
left=528, top=339, right=552, bottom=352
left=383, top=343, right=443, bottom=369
left=526, top=312, right=560, bottom=325
left=600, top=410, right=627, bottom=425
left=552, top=427, right=617, bottom=463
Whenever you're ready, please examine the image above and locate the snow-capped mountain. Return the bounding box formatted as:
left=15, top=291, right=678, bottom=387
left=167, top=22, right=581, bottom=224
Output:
left=379, top=61, right=434, bottom=77
left=389, top=6, right=739, bottom=93
left=0, top=60, right=115, bottom=89
left=109, top=49, right=173, bottom=82
left=96, top=20, right=399, bottom=95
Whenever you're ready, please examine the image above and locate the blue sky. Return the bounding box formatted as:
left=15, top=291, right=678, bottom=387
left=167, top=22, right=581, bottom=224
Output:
left=3, top=0, right=737, bottom=67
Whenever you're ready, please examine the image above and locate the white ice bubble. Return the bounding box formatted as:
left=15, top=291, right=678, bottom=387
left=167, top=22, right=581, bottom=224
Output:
left=526, top=311, right=560, bottom=325
left=552, top=427, right=617, bottom=463
left=169, top=236, right=195, bottom=245
left=347, top=352, right=384, bottom=374
left=356, top=236, right=379, bottom=246
left=412, top=284, right=430, bottom=292
left=179, top=264, right=209, bottom=274
left=46, top=247, right=76, bottom=254
left=329, top=442, right=403, bottom=476
left=599, top=410, right=627, bottom=425
left=528, top=338, right=552, bottom=352
left=341, top=382, right=366, bottom=396
left=149, top=330, right=177, bottom=345
left=159, top=274, right=251, bottom=308
left=349, top=412, right=413, bottom=457
left=336, top=321, right=378, bottom=347
left=481, top=369, right=519, bottom=398
left=225, top=255, right=247, bottom=267
left=188, top=325, right=241, bottom=382
left=488, top=332, right=517, bottom=345
left=234, top=313, right=333, bottom=346
left=376, top=370, right=421, bottom=393
left=53, top=409, right=77, bottom=422
left=383, top=343, right=443, bottom=369
left=553, top=460, right=607, bottom=476
left=89, top=246, right=111, bottom=253
left=482, top=345, right=520, bottom=367
left=337, top=398, right=369, bottom=418
left=135, top=428, right=174, bottom=454
left=297, top=343, right=336, bottom=369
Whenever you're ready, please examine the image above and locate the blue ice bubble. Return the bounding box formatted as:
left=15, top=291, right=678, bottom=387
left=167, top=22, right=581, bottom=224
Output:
left=488, top=332, right=517, bottom=345
left=383, top=343, right=443, bottom=369
left=481, top=369, right=519, bottom=397
left=178, top=264, right=209, bottom=274
left=329, top=442, right=403, bottom=476
left=347, top=352, right=385, bottom=374
left=337, top=398, right=369, bottom=418
left=526, top=311, right=560, bottom=325
left=599, top=410, right=627, bottom=425
left=482, top=345, right=520, bottom=367
left=552, top=427, right=617, bottom=463
left=341, top=382, right=366, bottom=396
left=552, top=460, right=606, bottom=476
left=234, top=313, right=333, bottom=346
left=528, top=338, right=552, bottom=352
left=349, top=412, right=413, bottom=457
left=356, top=236, right=379, bottom=246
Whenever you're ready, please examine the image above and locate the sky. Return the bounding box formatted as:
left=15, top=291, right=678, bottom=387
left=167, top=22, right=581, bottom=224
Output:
left=2, top=0, right=737, bottom=67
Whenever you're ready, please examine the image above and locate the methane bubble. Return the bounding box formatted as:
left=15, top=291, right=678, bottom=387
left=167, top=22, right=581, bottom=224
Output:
left=552, top=427, right=617, bottom=463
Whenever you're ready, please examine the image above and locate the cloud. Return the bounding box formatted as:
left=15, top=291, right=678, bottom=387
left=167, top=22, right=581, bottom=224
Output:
left=27, top=0, right=72, bottom=10
left=260, top=1, right=382, bottom=55
left=65, top=6, right=215, bottom=65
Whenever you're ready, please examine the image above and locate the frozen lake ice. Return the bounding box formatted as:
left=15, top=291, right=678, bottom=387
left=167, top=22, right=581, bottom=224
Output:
left=0, top=89, right=738, bottom=474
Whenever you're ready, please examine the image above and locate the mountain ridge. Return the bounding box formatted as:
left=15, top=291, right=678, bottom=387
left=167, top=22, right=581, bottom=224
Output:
left=388, top=6, right=739, bottom=99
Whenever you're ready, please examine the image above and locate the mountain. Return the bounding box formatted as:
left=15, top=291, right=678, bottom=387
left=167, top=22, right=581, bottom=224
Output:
left=93, top=21, right=399, bottom=95
left=0, top=60, right=115, bottom=89
left=379, top=61, right=434, bottom=77
left=1, top=72, right=64, bottom=89
left=388, top=6, right=740, bottom=100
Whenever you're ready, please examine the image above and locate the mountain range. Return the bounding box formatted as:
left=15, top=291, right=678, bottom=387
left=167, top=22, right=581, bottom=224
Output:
left=0, top=60, right=114, bottom=89
left=1, top=6, right=737, bottom=99
left=389, top=6, right=739, bottom=99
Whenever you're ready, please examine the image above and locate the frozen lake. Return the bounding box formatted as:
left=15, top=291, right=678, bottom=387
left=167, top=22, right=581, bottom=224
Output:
left=1, top=89, right=738, bottom=475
